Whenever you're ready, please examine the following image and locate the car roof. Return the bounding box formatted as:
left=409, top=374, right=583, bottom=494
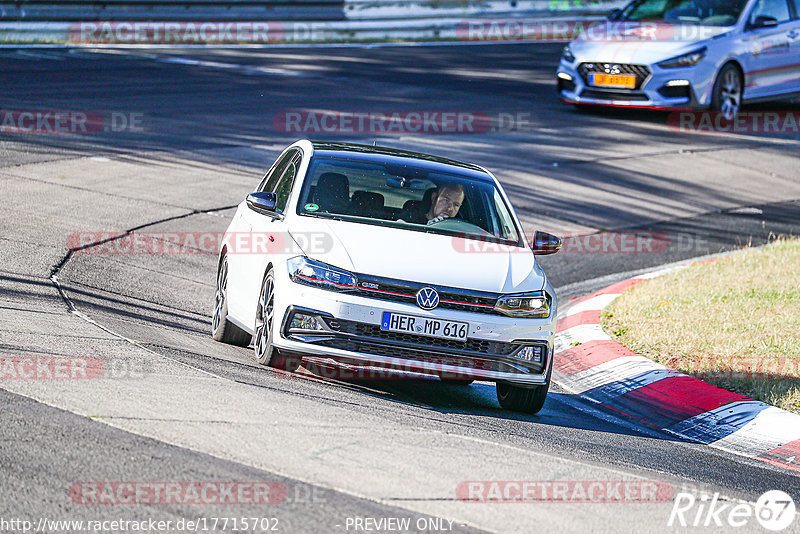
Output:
left=309, top=141, right=494, bottom=183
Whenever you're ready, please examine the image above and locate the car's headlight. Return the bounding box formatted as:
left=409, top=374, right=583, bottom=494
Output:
left=287, top=257, right=357, bottom=292
left=657, top=47, right=707, bottom=68
left=562, top=45, right=576, bottom=63
left=494, top=291, right=551, bottom=318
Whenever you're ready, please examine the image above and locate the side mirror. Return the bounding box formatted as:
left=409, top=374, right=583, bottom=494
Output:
left=608, top=8, right=622, bottom=20
left=530, top=231, right=562, bottom=255
left=246, top=191, right=279, bottom=216
left=749, top=15, right=779, bottom=29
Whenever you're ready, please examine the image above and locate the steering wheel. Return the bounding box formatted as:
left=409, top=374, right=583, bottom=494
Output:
left=427, top=217, right=494, bottom=237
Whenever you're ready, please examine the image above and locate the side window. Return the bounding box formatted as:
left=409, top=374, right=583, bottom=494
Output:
left=257, top=149, right=297, bottom=193
left=749, top=0, right=791, bottom=24
left=273, top=154, right=301, bottom=213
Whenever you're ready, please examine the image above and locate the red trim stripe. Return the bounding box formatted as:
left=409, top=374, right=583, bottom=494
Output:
left=595, top=377, right=750, bottom=429
left=756, top=439, right=800, bottom=472
left=557, top=310, right=601, bottom=332
left=593, top=278, right=645, bottom=296
left=555, top=340, right=638, bottom=375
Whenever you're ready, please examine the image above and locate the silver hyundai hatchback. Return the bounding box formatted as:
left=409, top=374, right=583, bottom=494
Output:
left=556, top=0, right=800, bottom=118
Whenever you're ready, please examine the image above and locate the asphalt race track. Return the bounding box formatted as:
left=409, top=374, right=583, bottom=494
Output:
left=1, top=42, right=800, bottom=533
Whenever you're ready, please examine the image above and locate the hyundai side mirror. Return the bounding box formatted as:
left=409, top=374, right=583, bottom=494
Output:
left=749, top=15, right=779, bottom=30
left=530, top=231, right=562, bottom=255
left=246, top=191, right=279, bottom=215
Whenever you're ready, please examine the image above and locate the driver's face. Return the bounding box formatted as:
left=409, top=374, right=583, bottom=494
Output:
left=429, top=187, right=464, bottom=219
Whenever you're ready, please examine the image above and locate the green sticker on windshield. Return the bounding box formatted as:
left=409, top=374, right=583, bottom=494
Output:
left=304, top=203, right=319, bottom=212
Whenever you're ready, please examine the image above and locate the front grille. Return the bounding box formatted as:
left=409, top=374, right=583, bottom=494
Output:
left=354, top=274, right=500, bottom=316
left=330, top=319, right=520, bottom=356
left=580, top=89, right=650, bottom=101
left=578, top=63, right=651, bottom=90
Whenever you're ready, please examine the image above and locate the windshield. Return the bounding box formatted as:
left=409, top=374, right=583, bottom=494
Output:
left=619, top=0, right=749, bottom=26
left=296, top=156, right=523, bottom=246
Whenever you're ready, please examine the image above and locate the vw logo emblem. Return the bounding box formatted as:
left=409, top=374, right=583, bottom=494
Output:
left=416, top=287, right=439, bottom=310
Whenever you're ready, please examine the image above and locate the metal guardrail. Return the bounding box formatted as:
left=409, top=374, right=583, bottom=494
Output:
left=0, top=1, right=347, bottom=21
left=1, top=0, right=624, bottom=21
left=0, top=0, right=625, bottom=43
left=344, top=0, right=624, bottom=20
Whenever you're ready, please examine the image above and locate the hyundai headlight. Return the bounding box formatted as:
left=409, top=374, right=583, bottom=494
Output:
left=287, top=257, right=357, bottom=292
left=658, top=47, right=707, bottom=68
left=494, top=291, right=551, bottom=318
left=562, top=44, right=576, bottom=63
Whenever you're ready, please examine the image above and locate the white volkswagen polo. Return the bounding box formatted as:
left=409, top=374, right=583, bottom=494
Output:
left=212, top=140, right=561, bottom=413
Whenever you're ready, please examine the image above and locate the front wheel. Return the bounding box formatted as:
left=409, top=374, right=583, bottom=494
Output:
left=496, top=382, right=549, bottom=414
left=254, top=270, right=300, bottom=372
left=710, top=63, right=743, bottom=120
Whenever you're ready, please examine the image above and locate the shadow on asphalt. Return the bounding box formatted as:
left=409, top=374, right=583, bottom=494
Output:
left=291, top=359, right=684, bottom=441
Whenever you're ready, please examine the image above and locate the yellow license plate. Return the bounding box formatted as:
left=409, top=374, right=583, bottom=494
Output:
left=590, top=73, right=637, bottom=89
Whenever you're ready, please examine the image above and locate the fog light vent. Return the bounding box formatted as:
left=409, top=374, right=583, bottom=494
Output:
left=290, top=313, right=325, bottom=331
left=514, top=346, right=543, bottom=364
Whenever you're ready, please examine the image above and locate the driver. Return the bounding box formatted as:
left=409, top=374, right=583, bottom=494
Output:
left=400, top=183, right=465, bottom=225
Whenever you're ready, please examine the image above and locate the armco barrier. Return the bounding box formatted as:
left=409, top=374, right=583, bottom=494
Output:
left=0, top=16, right=610, bottom=44
left=343, top=0, right=626, bottom=19
left=1, top=0, right=625, bottom=22
left=0, top=1, right=347, bottom=21
left=0, top=0, right=626, bottom=44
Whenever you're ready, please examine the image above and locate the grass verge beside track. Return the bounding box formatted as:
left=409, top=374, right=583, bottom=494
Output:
left=602, top=238, right=800, bottom=414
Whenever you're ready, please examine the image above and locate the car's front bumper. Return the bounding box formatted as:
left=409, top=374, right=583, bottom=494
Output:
left=271, top=276, right=556, bottom=386
left=556, top=58, right=708, bottom=110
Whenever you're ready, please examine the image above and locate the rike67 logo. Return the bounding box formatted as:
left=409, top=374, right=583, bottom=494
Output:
left=669, top=490, right=796, bottom=531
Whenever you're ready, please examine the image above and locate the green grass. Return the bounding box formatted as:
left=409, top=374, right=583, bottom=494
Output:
left=602, top=238, right=800, bottom=414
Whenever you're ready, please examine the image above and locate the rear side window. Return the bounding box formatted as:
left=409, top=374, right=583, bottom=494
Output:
left=257, top=148, right=298, bottom=193
left=272, top=153, right=301, bottom=213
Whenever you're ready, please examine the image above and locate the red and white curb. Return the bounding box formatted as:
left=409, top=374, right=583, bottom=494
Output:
left=553, top=263, right=800, bottom=473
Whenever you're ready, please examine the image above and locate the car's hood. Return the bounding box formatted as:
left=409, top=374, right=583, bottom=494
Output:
left=288, top=217, right=545, bottom=293
left=572, top=21, right=728, bottom=64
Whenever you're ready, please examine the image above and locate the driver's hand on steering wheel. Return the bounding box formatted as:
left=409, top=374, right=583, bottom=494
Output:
left=427, top=215, right=449, bottom=225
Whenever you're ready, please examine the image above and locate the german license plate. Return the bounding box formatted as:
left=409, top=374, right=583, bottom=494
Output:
left=590, top=73, right=636, bottom=89
left=381, top=312, right=468, bottom=342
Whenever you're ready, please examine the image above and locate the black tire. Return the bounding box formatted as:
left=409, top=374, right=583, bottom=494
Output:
left=710, top=63, right=743, bottom=120
left=496, top=381, right=549, bottom=414
left=253, top=269, right=301, bottom=373
left=211, top=255, right=251, bottom=347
